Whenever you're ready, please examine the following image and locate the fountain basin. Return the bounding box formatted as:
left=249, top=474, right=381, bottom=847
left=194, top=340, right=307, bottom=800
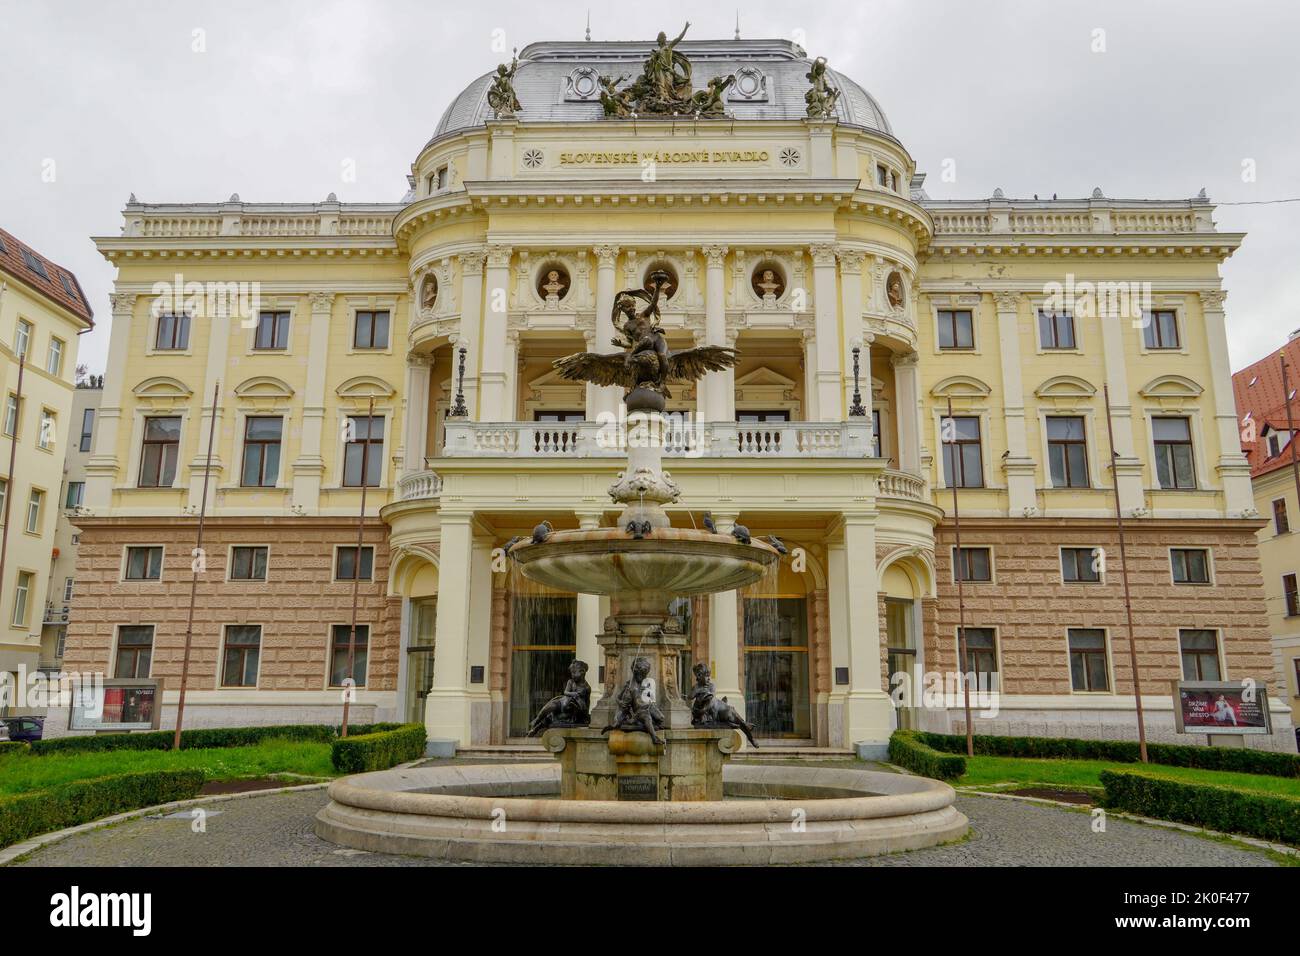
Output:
left=510, top=527, right=779, bottom=601
left=314, top=762, right=969, bottom=865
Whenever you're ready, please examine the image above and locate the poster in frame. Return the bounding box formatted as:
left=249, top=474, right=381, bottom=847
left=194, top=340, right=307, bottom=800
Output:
left=69, top=677, right=164, bottom=732
left=1172, top=680, right=1272, bottom=736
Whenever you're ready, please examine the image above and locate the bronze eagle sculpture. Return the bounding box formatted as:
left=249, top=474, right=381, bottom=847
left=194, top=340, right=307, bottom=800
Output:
left=552, top=271, right=737, bottom=401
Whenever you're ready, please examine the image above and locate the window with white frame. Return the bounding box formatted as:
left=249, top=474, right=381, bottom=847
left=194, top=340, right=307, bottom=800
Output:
left=46, top=337, right=64, bottom=376
left=1170, top=548, right=1211, bottom=584
left=936, top=309, right=974, bottom=350
left=12, top=571, right=32, bottom=627
left=1046, top=416, right=1089, bottom=487
left=124, top=546, right=163, bottom=581
left=1143, top=309, right=1180, bottom=349
left=37, top=409, right=56, bottom=450
left=1152, top=417, right=1196, bottom=489
left=115, top=625, right=154, bottom=678
left=941, top=415, right=983, bottom=488
left=230, top=546, right=269, bottom=581
left=25, top=490, right=43, bottom=534
left=221, top=625, right=262, bottom=687
left=1037, top=309, right=1076, bottom=350
left=1179, top=629, right=1221, bottom=681
left=1061, top=547, right=1102, bottom=583
left=1068, top=629, right=1110, bottom=691
left=14, top=319, right=32, bottom=359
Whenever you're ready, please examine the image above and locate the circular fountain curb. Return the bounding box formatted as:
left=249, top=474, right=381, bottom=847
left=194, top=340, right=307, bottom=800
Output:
left=314, top=762, right=969, bottom=865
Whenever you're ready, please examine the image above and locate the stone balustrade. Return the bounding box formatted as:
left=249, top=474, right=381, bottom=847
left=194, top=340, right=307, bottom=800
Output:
left=397, top=470, right=442, bottom=501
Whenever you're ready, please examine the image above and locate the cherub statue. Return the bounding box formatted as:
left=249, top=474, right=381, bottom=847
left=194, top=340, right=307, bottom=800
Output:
left=600, top=656, right=665, bottom=745
left=804, top=56, right=841, bottom=119
left=487, top=55, right=522, bottom=119
left=689, top=73, right=735, bottom=117
left=689, top=662, right=758, bottom=748
left=598, top=74, right=634, bottom=118
left=526, top=659, right=591, bottom=736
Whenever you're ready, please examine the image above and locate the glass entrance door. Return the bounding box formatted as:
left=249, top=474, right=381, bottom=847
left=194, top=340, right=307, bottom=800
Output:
left=509, top=596, right=576, bottom=737
left=885, top=598, right=917, bottom=730
left=743, top=597, right=811, bottom=738
left=404, top=598, right=436, bottom=724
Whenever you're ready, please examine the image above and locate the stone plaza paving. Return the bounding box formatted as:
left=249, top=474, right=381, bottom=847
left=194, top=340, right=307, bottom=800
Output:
left=10, top=787, right=1282, bottom=868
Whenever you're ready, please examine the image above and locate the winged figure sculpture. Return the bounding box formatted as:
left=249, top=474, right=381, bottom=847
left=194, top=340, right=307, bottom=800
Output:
left=553, top=270, right=737, bottom=401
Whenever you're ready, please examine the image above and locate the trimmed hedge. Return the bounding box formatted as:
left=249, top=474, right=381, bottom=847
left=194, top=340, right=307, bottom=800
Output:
left=0, top=769, right=205, bottom=849
left=331, top=723, right=428, bottom=774
left=888, top=730, right=966, bottom=780
left=915, top=731, right=1300, bottom=779
left=0, top=741, right=30, bottom=757
left=1101, top=770, right=1300, bottom=846
left=29, top=722, right=404, bottom=756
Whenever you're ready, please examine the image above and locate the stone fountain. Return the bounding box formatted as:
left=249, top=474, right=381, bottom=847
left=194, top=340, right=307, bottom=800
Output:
left=509, top=271, right=777, bottom=801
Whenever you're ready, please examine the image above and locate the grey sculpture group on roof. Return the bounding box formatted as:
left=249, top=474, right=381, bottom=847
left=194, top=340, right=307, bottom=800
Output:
left=484, top=24, right=840, bottom=121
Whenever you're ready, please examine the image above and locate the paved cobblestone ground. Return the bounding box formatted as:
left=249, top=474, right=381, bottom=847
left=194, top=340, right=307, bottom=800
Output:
left=11, top=789, right=1280, bottom=867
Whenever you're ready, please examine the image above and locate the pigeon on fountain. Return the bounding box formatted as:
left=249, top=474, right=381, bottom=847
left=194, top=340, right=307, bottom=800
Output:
left=625, top=519, right=653, bottom=539
left=766, top=534, right=789, bottom=555
left=702, top=512, right=717, bottom=534
left=502, top=535, right=524, bottom=556
left=731, top=523, right=751, bottom=545
left=531, top=520, right=554, bottom=545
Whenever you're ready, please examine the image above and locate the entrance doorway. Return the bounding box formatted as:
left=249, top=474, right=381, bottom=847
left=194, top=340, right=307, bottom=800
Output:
left=743, top=597, right=811, bottom=738
left=404, top=598, right=436, bottom=724
left=508, top=596, right=576, bottom=737
left=885, top=598, right=917, bottom=730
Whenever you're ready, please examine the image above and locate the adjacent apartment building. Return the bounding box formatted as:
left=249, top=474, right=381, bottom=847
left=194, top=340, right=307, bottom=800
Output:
left=52, top=35, right=1294, bottom=751
left=1233, top=335, right=1300, bottom=739
left=0, top=227, right=93, bottom=714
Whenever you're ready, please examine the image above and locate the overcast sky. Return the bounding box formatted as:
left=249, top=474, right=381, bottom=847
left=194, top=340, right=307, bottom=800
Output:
left=2, top=0, right=1297, bottom=374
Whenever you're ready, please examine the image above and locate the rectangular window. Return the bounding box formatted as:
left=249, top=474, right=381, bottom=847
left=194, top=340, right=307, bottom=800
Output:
left=65, top=481, right=85, bottom=508
left=4, top=395, right=19, bottom=437
left=14, top=319, right=32, bottom=358
left=936, top=309, right=974, bottom=349
left=115, top=625, right=154, bottom=678
left=1037, top=310, right=1076, bottom=350
left=1286, top=573, right=1300, bottom=618
left=25, top=490, right=43, bottom=534
left=941, top=415, right=983, bottom=488
left=871, top=409, right=882, bottom=459
left=154, top=313, right=191, bottom=350
left=1179, top=629, right=1221, bottom=681
left=1068, top=628, right=1110, bottom=692
left=221, top=625, right=262, bottom=687
left=63, top=577, right=74, bottom=603
left=20, top=249, right=48, bottom=279
left=1152, top=417, right=1195, bottom=489
left=79, top=408, right=95, bottom=452
left=253, top=310, right=290, bottom=350
left=1170, top=548, right=1211, bottom=585
left=353, top=310, right=390, bottom=349
left=335, top=546, right=374, bottom=581
left=1061, top=547, right=1102, bottom=583
left=139, top=416, right=181, bottom=487
left=329, top=624, right=369, bottom=687
left=0, top=478, right=7, bottom=520
left=1143, top=310, right=1180, bottom=349
left=46, top=337, right=64, bottom=376
left=124, top=546, right=164, bottom=581
left=343, top=415, right=383, bottom=487
left=38, top=409, right=55, bottom=450
left=1274, top=498, right=1290, bottom=535
left=1046, top=416, right=1089, bottom=487
left=436, top=166, right=448, bottom=190
left=957, top=627, right=998, bottom=683
left=12, top=571, right=32, bottom=627
left=952, top=546, right=992, bottom=583
left=230, top=546, right=269, bottom=581
left=240, top=416, right=283, bottom=487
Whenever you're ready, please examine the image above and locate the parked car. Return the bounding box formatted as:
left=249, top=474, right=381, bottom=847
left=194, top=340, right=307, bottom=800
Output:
left=0, top=720, right=8, bottom=742
left=1, top=716, right=43, bottom=742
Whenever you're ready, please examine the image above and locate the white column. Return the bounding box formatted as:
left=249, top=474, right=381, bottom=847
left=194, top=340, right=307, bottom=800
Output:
left=477, top=244, right=512, bottom=422
left=575, top=511, right=605, bottom=706
left=708, top=512, right=744, bottom=717
left=891, top=351, right=922, bottom=473
left=401, top=355, right=432, bottom=475
left=589, top=245, right=620, bottom=421
left=801, top=330, right=819, bottom=422
left=826, top=539, right=850, bottom=749
left=842, top=514, right=893, bottom=756
left=1200, top=290, right=1256, bottom=515
left=85, top=293, right=134, bottom=510
left=503, top=330, right=520, bottom=422
left=991, top=291, right=1037, bottom=513
left=702, top=245, right=733, bottom=423
left=1098, top=298, right=1146, bottom=514
left=291, top=291, right=334, bottom=512
left=465, top=534, right=494, bottom=745
left=838, top=249, right=867, bottom=416
left=426, top=513, right=475, bottom=746
left=187, top=297, right=232, bottom=512
left=457, top=250, right=486, bottom=420
left=811, top=243, right=842, bottom=421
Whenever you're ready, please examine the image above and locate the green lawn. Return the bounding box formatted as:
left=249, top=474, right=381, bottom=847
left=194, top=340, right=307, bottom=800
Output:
left=0, top=738, right=336, bottom=795
left=959, top=755, right=1300, bottom=798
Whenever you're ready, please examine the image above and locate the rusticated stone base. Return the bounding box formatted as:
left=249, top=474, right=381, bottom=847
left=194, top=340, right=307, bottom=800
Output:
left=541, top=726, right=742, bottom=801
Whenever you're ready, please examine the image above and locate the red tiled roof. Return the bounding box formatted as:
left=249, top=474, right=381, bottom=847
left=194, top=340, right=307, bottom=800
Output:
left=0, top=227, right=94, bottom=328
left=1232, top=334, right=1300, bottom=478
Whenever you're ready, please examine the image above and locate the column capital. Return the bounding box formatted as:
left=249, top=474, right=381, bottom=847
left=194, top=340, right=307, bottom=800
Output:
left=406, top=352, right=434, bottom=369
left=890, top=349, right=919, bottom=369
left=108, top=292, right=136, bottom=317
left=459, top=249, right=487, bottom=275
left=991, top=290, right=1021, bottom=312
left=701, top=244, right=729, bottom=267
left=308, top=291, right=335, bottom=314
left=837, top=248, right=867, bottom=272
left=1199, top=289, right=1227, bottom=311
left=592, top=244, right=620, bottom=267
left=485, top=244, right=513, bottom=268
left=810, top=243, right=838, bottom=267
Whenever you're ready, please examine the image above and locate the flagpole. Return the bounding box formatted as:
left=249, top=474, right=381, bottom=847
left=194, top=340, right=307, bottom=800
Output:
left=340, top=395, right=374, bottom=738
left=173, top=380, right=219, bottom=749
left=946, top=397, right=974, bottom=757
left=1102, top=383, right=1148, bottom=762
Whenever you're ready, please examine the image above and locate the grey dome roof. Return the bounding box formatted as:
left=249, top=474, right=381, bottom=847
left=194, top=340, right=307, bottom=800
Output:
left=430, top=38, right=892, bottom=143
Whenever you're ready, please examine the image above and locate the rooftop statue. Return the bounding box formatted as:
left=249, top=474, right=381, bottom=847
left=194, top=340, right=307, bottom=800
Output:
left=487, top=54, right=522, bottom=119
left=805, top=56, right=841, bottom=119
left=596, top=23, right=735, bottom=118
left=552, top=270, right=737, bottom=409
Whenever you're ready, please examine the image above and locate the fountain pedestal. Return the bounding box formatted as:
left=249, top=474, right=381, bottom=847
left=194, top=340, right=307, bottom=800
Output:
left=542, top=726, right=742, bottom=801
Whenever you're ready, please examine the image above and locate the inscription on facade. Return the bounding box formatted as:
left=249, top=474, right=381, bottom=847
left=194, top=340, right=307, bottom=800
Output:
left=558, top=148, right=771, bottom=166
left=617, top=775, right=659, bottom=800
